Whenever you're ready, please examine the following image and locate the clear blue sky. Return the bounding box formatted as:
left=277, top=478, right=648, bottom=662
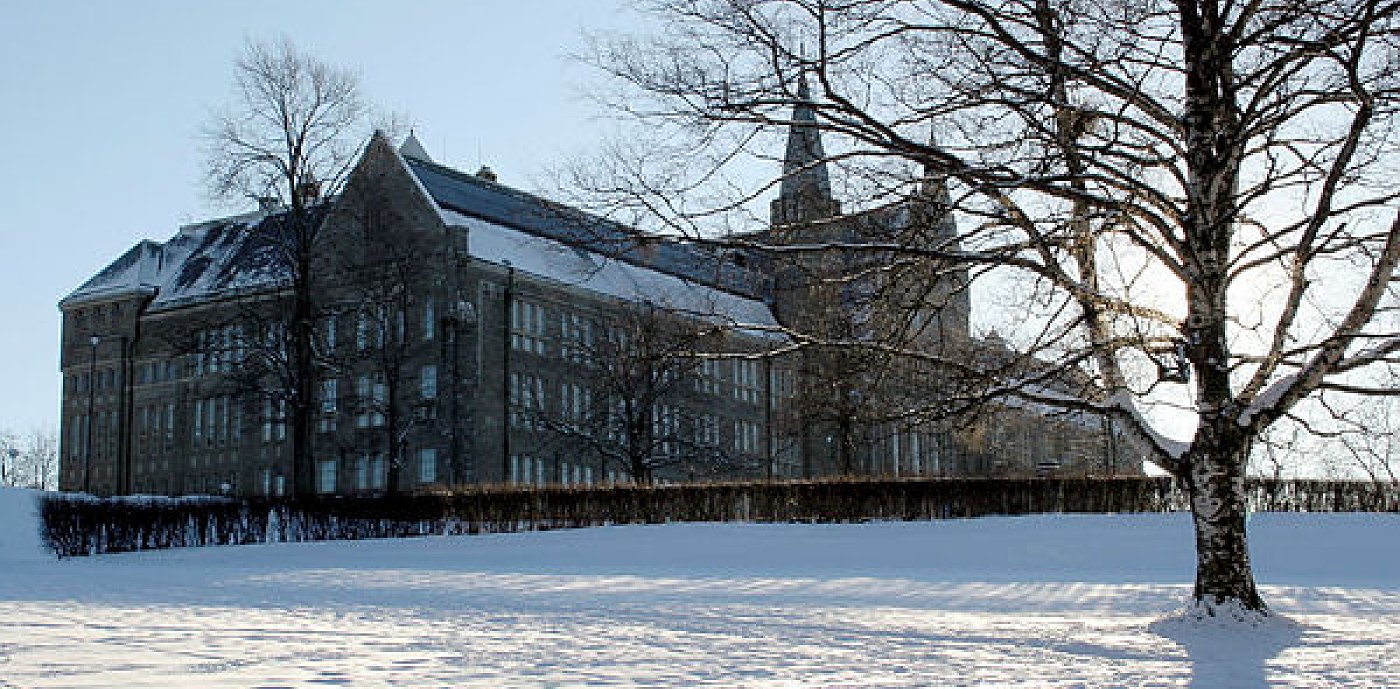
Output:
left=0, top=1, right=638, bottom=433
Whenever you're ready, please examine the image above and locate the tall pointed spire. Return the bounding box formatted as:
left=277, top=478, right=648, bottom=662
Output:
left=771, top=72, right=840, bottom=227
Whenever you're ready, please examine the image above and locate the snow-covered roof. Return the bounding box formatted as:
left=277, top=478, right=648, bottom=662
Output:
left=444, top=210, right=781, bottom=334
left=63, top=136, right=779, bottom=337
left=61, top=210, right=308, bottom=313
left=60, top=240, right=165, bottom=306
left=402, top=155, right=769, bottom=300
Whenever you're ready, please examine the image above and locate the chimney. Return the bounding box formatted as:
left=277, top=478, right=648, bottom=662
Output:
left=476, top=165, right=498, bottom=183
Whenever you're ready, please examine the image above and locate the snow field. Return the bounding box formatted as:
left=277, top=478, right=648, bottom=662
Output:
left=0, top=490, right=1396, bottom=687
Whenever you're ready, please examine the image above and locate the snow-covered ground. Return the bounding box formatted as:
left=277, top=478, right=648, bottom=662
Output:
left=0, top=489, right=1396, bottom=687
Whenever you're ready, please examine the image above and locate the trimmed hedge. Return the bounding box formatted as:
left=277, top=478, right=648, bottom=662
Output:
left=39, top=476, right=1399, bottom=557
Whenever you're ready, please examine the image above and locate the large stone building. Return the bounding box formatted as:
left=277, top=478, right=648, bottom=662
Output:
left=58, top=101, right=1138, bottom=497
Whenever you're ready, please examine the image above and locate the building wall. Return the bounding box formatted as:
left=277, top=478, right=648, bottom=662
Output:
left=58, top=137, right=1136, bottom=496
left=58, top=146, right=792, bottom=496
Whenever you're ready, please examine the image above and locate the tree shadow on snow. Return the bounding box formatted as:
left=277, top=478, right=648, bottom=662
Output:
left=1148, top=605, right=1303, bottom=689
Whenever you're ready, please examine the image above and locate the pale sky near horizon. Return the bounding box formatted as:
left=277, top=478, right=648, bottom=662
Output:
left=0, top=1, right=641, bottom=434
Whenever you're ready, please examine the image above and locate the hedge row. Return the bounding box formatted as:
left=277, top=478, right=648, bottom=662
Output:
left=39, top=476, right=1400, bottom=557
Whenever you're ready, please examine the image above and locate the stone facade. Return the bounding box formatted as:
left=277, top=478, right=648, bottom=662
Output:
left=59, top=116, right=1139, bottom=497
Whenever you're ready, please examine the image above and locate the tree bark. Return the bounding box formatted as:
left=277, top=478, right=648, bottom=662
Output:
left=1185, top=438, right=1264, bottom=611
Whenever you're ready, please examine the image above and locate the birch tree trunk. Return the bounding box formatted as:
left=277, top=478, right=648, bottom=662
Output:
left=1186, top=440, right=1263, bottom=610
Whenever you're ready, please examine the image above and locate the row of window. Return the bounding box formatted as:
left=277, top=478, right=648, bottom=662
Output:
left=696, top=359, right=764, bottom=404
left=314, top=448, right=439, bottom=494
left=69, top=367, right=120, bottom=394
left=66, top=412, right=120, bottom=461
left=507, top=371, right=764, bottom=456
left=194, top=326, right=246, bottom=376
left=69, top=303, right=124, bottom=329
left=508, top=454, right=610, bottom=486
left=136, top=402, right=177, bottom=453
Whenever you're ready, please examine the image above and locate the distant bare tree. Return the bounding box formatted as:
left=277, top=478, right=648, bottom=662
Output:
left=1, top=428, right=58, bottom=490
left=203, top=36, right=369, bottom=497
left=585, top=0, right=1400, bottom=615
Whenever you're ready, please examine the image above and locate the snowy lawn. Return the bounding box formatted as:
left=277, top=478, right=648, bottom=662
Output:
left=0, top=492, right=1396, bottom=687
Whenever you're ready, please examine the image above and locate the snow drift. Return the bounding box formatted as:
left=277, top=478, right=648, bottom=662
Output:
left=0, top=488, right=50, bottom=563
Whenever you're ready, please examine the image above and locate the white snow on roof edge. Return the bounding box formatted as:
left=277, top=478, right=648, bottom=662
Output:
left=444, top=210, right=783, bottom=339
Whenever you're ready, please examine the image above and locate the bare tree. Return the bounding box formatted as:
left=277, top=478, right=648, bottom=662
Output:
left=524, top=301, right=763, bottom=485
left=584, top=0, right=1400, bottom=615
left=0, top=429, right=16, bottom=487
left=203, top=36, right=369, bottom=497
left=1, top=427, right=58, bottom=490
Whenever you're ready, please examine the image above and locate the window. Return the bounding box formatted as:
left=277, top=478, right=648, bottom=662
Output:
left=370, top=454, right=386, bottom=491
left=560, top=382, right=590, bottom=425
left=696, top=414, right=721, bottom=447
left=698, top=360, right=724, bottom=395
left=356, top=312, right=369, bottom=350
left=418, top=448, right=437, bottom=484
left=652, top=404, right=679, bottom=457
left=356, top=376, right=371, bottom=428
left=193, top=399, right=204, bottom=444
left=323, top=316, right=337, bottom=354
left=421, top=365, right=438, bottom=400
left=230, top=401, right=241, bottom=443
left=423, top=301, right=436, bottom=341
left=388, top=307, right=405, bottom=344
left=509, top=372, right=546, bottom=429
left=508, top=454, right=547, bottom=486
left=734, top=419, right=761, bottom=454
left=317, top=459, right=337, bottom=494
left=274, top=398, right=287, bottom=441
left=216, top=396, right=229, bottom=445
left=260, top=469, right=272, bottom=496
left=372, top=379, right=386, bottom=426
left=560, top=312, right=592, bottom=363
left=319, top=378, right=338, bottom=433
left=262, top=397, right=286, bottom=442
left=606, top=397, right=627, bottom=442
left=732, top=360, right=760, bottom=404
left=510, top=454, right=541, bottom=485
left=356, top=376, right=386, bottom=428
left=164, top=404, right=175, bottom=448
left=771, top=368, right=795, bottom=400
left=355, top=454, right=369, bottom=491
left=510, top=300, right=548, bottom=355
left=202, top=399, right=215, bottom=447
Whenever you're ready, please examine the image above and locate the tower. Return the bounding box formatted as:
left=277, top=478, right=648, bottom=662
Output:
left=763, top=78, right=972, bottom=477
left=769, top=74, right=841, bottom=228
